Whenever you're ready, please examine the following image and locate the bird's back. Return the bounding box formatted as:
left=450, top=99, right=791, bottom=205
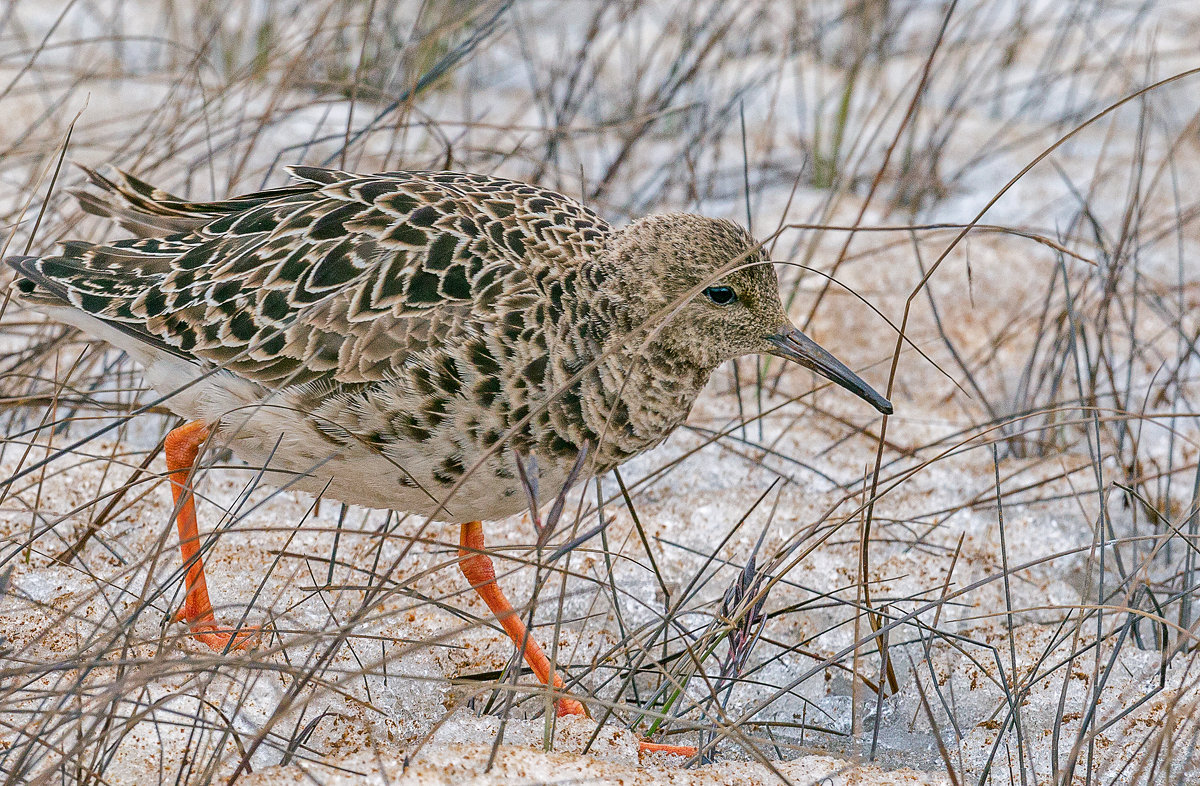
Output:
left=8, top=167, right=619, bottom=520
left=11, top=166, right=611, bottom=388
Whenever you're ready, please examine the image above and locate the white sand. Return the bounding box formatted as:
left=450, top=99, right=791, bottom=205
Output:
left=3, top=1, right=1200, bottom=783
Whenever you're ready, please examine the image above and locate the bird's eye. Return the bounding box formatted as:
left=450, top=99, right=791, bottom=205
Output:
left=702, top=285, right=738, bottom=306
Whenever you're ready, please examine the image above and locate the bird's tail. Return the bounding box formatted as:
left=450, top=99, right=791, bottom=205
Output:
left=69, top=164, right=322, bottom=237
left=5, top=250, right=190, bottom=365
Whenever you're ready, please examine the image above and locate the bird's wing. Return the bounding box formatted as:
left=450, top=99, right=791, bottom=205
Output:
left=10, top=167, right=611, bottom=388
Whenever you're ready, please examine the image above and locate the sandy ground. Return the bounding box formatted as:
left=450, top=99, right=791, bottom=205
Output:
left=244, top=745, right=947, bottom=785
left=4, top=352, right=1199, bottom=783
left=4, top=1, right=1200, bottom=784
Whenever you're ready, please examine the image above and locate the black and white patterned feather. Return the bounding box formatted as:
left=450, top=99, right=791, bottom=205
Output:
left=7, top=165, right=824, bottom=521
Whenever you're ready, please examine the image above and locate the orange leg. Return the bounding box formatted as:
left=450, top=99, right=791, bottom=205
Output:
left=459, top=520, right=586, bottom=717
left=458, top=521, right=695, bottom=757
left=165, top=421, right=258, bottom=651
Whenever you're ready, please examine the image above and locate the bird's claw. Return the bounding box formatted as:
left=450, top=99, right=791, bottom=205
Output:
left=186, top=621, right=262, bottom=651
left=637, top=739, right=697, bottom=757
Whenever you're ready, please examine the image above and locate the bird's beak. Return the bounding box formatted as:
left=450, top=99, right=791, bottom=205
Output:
left=765, top=324, right=892, bottom=415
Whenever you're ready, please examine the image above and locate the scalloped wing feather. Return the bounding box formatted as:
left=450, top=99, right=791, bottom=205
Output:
left=10, top=168, right=611, bottom=389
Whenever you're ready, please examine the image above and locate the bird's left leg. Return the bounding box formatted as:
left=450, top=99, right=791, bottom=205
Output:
left=458, top=520, right=586, bottom=717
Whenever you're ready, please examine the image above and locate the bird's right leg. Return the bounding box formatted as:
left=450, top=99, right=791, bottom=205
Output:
left=165, top=420, right=258, bottom=651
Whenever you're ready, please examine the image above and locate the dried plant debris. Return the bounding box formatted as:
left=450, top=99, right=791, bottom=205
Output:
left=3, top=1, right=1200, bottom=784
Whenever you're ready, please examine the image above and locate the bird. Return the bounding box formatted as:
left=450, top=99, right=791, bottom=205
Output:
left=6, top=164, right=891, bottom=756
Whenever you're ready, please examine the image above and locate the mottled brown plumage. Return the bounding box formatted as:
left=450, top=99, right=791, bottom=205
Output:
left=7, top=165, right=891, bottom=751
left=10, top=165, right=889, bottom=522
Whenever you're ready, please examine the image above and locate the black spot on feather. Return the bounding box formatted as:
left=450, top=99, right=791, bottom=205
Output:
left=409, top=206, right=439, bottom=227
left=441, top=265, right=470, bottom=299
left=469, top=342, right=500, bottom=376
left=385, top=223, right=427, bottom=246
left=412, top=365, right=435, bottom=395
left=475, top=376, right=501, bottom=407
left=523, top=355, right=547, bottom=386
left=260, top=290, right=290, bottom=322
left=229, top=311, right=257, bottom=342
left=488, top=222, right=505, bottom=246
left=547, top=434, right=576, bottom=457
left=141, top=288, right=167, bottom=316
left=382, top=192, right=418, bottom=214
left=357, top=181, right=394, bottom=202
left=270, top=249, right=310, bottom=285
left=486, top=200, right=514, bottom=218
left=310, top=203, right=363, bottom=240
left=206, top=213, right=238, bottom=234
left=547, top=282, right=564, bottom=319
left=425, top=234, right=457, bottom=271
left=79, top=293, right=109, bottom=314
left=456, top=216, right=479, bottom=237
left=436, top=454, right=464, bottom=482
left=505, top=230, right=525, bottom=256
left=211, top=280, right=241, bottom=303
left=436, top=356, right=463, bottom=395
left=393, top=412, right=430, bottom=442
left=374, top=251, right=408, bottom=301
left=407, top=270, right=441, bottom=303
left=231, top=208, right=281, bottom=236
left=176, top=244, right=215, bottom=270
left=292, top=241, right=354, bottom=303
left=309, top=249, right=359, bottom=289
left=259, top=332, right=285, bottom=355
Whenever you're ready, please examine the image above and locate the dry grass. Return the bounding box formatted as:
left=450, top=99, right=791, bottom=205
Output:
left=2, top=1, right=1200, bottom=784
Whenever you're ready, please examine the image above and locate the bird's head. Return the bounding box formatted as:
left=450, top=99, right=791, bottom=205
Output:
left=603, top=213, right=892, bottom=415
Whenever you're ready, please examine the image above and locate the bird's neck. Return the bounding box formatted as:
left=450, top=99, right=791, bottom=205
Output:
left=546, top=271, right=716, bottom=472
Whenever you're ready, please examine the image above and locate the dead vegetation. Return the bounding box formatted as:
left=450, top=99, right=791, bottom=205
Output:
left=2, top=1, right=1200, bottom=783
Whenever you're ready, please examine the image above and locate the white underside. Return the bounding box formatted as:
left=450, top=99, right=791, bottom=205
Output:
left=34, top=304, right=551, bottom=523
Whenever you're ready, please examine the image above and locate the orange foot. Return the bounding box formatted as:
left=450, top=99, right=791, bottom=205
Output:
left=555, top=696, right=588, bottom=717
left=556, top=695, right=695, bottom=757
left=172, top=607, right=262, bottom=651
left=185, top=621, right=262, bottom=651
left=638, top=739, right=698, bottom=757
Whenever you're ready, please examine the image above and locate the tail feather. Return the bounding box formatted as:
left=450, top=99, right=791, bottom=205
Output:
left=70, top=164, right=321, bottom=237
left=6, top=253, right=189, bottom=362
left=7, top=164, right=346, bottom=368
left=7, top=254, right=65, bottom=305
left=70, top=165, right=213, bottom=237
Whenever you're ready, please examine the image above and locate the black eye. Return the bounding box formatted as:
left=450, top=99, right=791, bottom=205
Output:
left=702, top=285, right=738, bottom=306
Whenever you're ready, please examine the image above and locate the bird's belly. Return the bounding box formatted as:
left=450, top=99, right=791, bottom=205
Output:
left=219, top=431, right=563, bottom=524
left=144, top=366, right=571, bottom=523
